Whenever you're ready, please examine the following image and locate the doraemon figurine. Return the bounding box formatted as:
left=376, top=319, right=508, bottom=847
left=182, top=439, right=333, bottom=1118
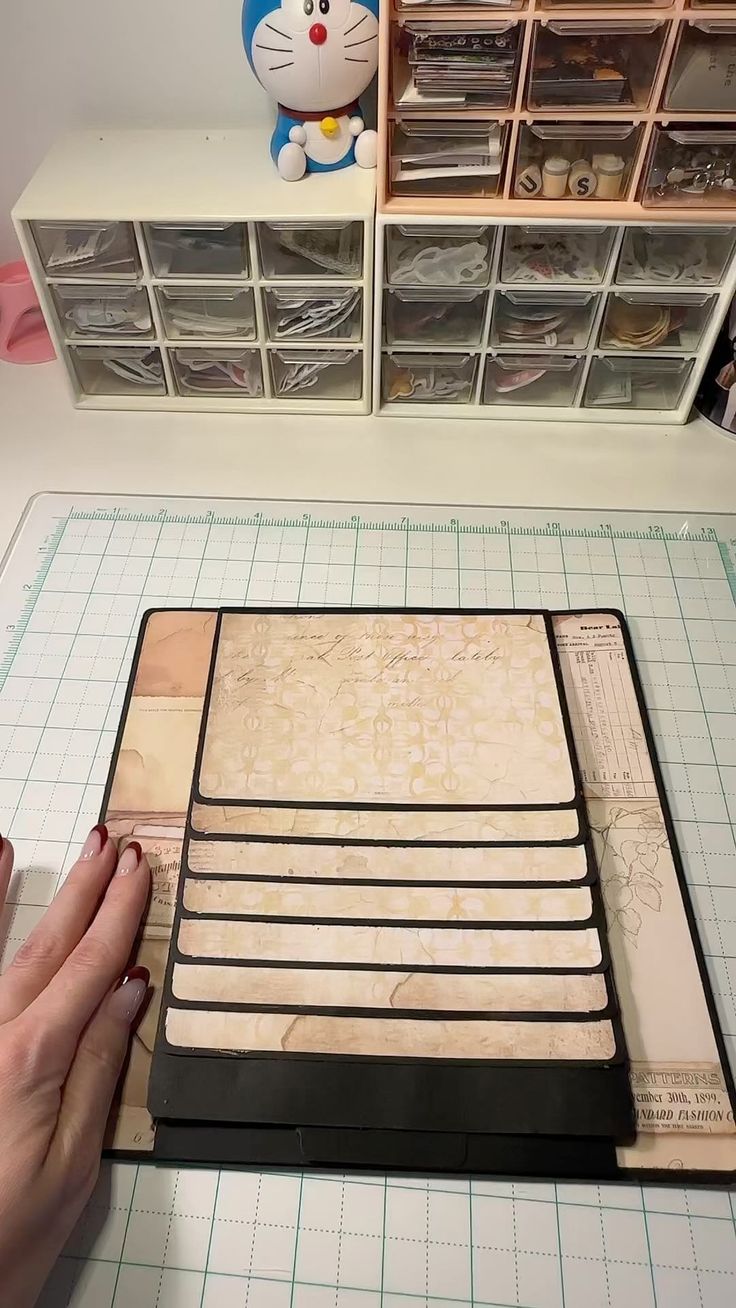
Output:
left=243, top=0, right=379, bottom=180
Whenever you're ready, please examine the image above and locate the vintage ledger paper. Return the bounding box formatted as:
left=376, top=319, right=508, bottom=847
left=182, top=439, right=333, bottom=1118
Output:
left=554, top=612, right=736, bottom=1170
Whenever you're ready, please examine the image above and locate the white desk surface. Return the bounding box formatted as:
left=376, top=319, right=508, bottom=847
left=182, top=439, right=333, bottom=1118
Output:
left=2, top=359, right=736, bottom=558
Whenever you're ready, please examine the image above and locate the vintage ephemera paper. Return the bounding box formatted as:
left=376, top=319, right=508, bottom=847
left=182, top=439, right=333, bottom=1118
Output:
left=196, top=611, right=578, bottom=807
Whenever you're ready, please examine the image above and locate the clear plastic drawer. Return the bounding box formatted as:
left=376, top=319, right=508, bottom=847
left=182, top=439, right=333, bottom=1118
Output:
left=393, top=21, right=522, bottom=111
left=599, top=291, right=716, bottom=352
left=269, top=349, right=363, bottom=400
left=264, top=287, right=362, bottom=342
left=641, top=128, right=736, bottom=209
left=584, top=355, right=694, bottom=409
left=32, top=222, right=140, bottom=278
left=664, top=22, right=736, bottom=112
left=386, top=225, right=495, bottom=288
left=51, top=284, right=152, bottom=340
left=528, top=21, right=665, bottom=111
left=514, top=123, right=642, bottom=202
left=144, top=224, right=250, bottom=278
left=258, top=222, right=363, bottom=279
left=484, top=354, right=584, bottom=406
left=389, top=120, right=508, bottom=200
left=616, top=226, right=736, bottom=285
left=491, top=291, right=598, bottom=349
left=385, top=288, right=487, bottom=347
left=172, top=348, right=263, bottom=397
left=383, top=352, right=478, bottom=404
left=158, top=287, right=256, bottom=340
left=70, top=346, right=165, bottom=396
left=501, top=226, right=615, bottom=285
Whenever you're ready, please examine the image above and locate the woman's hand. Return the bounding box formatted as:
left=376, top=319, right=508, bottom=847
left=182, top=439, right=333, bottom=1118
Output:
left=0, top=827, right=151, bottom=1308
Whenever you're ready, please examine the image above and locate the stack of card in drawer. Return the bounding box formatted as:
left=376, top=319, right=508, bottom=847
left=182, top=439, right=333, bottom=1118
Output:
left=149, top=609, right=634, bottom=1171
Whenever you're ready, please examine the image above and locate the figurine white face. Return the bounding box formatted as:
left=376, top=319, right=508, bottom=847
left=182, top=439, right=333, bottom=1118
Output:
left=249, top=0, right=379, bottom=112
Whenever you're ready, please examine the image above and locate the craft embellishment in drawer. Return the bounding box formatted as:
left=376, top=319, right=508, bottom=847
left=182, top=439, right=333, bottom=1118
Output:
left=31, top=221, right=140, bottom=278
left=528, top=21, right=666, bottom=111
left=386, top=226, right=495, bottom=287
left=50, top=284, right=153, bottom=339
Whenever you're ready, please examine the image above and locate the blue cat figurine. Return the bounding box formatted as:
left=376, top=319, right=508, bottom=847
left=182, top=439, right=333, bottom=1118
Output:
left=243, top=0, right=379, bottom=180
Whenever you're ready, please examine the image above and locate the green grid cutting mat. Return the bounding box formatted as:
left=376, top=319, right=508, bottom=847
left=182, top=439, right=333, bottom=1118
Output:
left=0, top=493, right=735, bottom=1308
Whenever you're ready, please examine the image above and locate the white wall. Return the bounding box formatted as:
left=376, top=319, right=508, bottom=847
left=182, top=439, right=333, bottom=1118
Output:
left=0, top=0, right=272, bottom=261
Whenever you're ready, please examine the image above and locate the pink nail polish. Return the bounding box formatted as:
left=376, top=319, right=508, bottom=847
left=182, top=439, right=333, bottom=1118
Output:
left=110, top=966, right=150, bottom=1023
left=80, top=824, right=108, bottom=860
left=116, top=841, right=142, bottom=876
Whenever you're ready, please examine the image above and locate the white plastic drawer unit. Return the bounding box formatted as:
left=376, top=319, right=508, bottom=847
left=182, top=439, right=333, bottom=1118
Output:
left=257, top=222, right=364, bottom=280
left=144, top=224, right=250, bottom=279
left=50, top=284, right=153, bottom=340
left=374, top=216, right=736, bottom=422
left=264, top=287, right=363, bottom=343
left=385, top=288, right=487, bottom=347
left=157, top=287, right=257, bottom=341
left=269, top=349, right=364, bottom=402
left=31, top=221, right=140, bottom=278
left=12, top=130, right=375, bottom=413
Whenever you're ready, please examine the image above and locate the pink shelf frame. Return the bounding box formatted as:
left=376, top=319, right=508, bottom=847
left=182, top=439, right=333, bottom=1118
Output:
left=378, top=0, right=736, bottom=220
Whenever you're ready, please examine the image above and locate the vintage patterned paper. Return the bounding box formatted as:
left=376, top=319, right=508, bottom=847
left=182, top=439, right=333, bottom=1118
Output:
left=187, top=839, right=590, bottom=882
left=171, top=963, right=609, bottom=1012
left=165, top=1010, right=617, bottom=1060
left=178, top=918, right=604, bottom=968
left=197, top=611, right=577, bottom=806
left=190, top=802, right=581, bottom=842
left=182, top=879, right=593, bottom=923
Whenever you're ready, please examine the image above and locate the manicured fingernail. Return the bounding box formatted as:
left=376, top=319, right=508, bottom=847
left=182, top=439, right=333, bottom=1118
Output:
left=80, top=824, right=108, bottom=860
left=110, top=966, right=150, bottom=1023
left=116, top=841, right=142, bottom=876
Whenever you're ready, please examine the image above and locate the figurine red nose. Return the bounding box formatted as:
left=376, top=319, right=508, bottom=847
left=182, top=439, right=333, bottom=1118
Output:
left=309, top=22, right=327, bottom=44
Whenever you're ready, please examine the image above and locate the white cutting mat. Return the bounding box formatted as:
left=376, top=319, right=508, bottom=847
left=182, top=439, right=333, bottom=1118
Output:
left=0, top=493, right=735, bottom=1308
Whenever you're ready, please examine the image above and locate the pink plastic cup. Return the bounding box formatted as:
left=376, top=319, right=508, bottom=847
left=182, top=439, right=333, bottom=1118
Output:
left=0, top=260, right=55, bottom=364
